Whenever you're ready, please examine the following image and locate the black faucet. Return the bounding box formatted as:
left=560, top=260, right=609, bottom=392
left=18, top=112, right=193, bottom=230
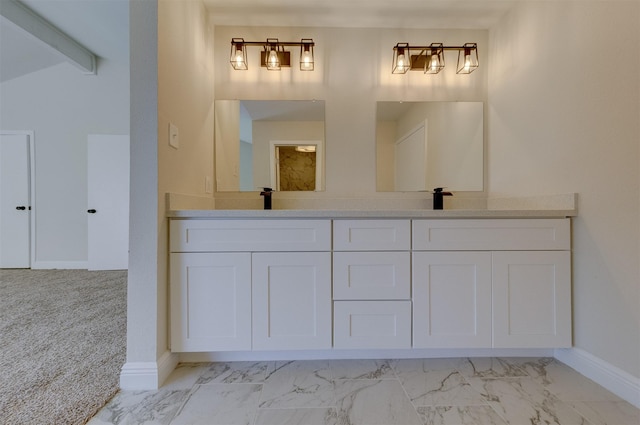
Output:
left=433, top=187, right=453, bottom=210
left=260, top=187, right=273, bottom=210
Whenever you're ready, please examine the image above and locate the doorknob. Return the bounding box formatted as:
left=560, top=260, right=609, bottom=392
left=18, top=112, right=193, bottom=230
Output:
left=16, top=206, right=26, bottom=210
left=87, top=209, right=97, bottom=214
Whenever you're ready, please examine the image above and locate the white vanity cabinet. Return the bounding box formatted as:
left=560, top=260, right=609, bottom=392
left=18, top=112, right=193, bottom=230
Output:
left=169, top=213, right=573, bottom=355
left=332, top=220, right=412, bottom=349
left=169, top=219, right=331, bottom=352
left=412, top=219, right=572, bottom=348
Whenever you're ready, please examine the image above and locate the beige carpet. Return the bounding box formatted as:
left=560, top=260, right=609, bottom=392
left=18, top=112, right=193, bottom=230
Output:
left=0, top=269, right=127, bottom=425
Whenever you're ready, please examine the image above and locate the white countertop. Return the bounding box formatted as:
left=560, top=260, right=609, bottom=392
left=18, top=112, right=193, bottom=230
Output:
left=168, top=208, right=577, bottom=219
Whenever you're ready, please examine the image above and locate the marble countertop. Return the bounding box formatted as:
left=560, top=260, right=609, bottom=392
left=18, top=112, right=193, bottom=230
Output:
left=168, top=208, right=577, bottom=219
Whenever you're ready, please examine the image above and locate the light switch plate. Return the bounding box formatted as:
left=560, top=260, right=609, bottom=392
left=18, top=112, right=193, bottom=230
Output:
left=169, top=122, right=179, bottom=149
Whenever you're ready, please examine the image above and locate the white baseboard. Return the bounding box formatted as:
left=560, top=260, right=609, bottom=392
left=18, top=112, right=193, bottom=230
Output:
left=31, top=260, right=88, bottom=270
left=120, top=351, right=179, bottom=390
left=554, top=348, right=640, bottom=409
left=179, top=348, right=554, bottom=363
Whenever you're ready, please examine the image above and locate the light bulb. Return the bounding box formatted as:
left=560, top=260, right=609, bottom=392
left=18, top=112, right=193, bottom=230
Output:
left=430, top=55, right=438, bottom=72
left=234, top=52, right=244, bottom=67
left=464, top=54, right=471, bottom=73
left=301, top=50, right=313, bottom=70
left=397, top=53, right=406, bottom=70
left=268, top=50, right=278, bottom=67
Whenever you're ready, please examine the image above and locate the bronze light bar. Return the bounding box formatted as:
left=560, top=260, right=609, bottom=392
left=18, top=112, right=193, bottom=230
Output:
left=230, top=38, right=315, bottom=71
left=392, top=42, right=478, bottom=74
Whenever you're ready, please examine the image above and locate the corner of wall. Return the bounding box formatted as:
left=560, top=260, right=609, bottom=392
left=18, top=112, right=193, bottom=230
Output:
left=119, top=351, right=179, bottom=390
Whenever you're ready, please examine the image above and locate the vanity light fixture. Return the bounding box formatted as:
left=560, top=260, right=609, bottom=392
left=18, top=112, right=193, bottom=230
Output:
left=295, top=145, right=316, bottom=153
left=392, top=42, right=478, bottom=74
left=230, top=38, right=315, bottom=71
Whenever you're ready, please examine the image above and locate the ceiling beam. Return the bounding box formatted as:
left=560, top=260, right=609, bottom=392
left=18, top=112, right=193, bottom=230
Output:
left=0, top=0, right=97, bottom=74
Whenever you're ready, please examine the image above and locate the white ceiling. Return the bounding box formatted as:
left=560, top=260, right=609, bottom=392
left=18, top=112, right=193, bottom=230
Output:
left=0, top=0, right=514, bottom=83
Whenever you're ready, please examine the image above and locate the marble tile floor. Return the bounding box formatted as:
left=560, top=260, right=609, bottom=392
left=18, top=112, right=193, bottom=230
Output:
left=88, top=357, right=640, bottom=425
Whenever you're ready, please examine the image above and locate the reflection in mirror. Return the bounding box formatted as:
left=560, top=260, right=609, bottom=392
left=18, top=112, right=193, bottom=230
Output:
left=376, top=101, right=483, bottom=192
left=215, top=100, right=325, bottom=192
left=270, top=141, right=323, bottom=191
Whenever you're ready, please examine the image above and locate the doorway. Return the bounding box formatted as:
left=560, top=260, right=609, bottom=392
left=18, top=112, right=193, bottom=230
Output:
left=269, top=140, right=323, bottom=191
left=0, top=131, right=35, bottom=268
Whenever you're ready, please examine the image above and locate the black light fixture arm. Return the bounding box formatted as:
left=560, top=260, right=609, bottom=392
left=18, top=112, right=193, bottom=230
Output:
left=235, top=41, right=315, bottom=48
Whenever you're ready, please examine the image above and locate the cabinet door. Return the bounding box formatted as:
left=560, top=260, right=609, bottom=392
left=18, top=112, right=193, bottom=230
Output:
left=492, top=251, right=571, bottom=348
left=252, top=252, right=331, bottom=350
left=413, top=252, right=492, bottom=348
left=170, top=252, right=251, bottom=352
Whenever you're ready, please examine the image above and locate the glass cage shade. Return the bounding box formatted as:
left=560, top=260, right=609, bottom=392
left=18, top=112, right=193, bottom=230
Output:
left=265, top=45, right=281, bottom=70
left=392, top=43, right=411, bottom=74
left=456, top=43, right=479, bottom=74
left=425, top=44, right=444, bottom=74
left=230, top=39, right=247, bottom=70
left=300, top=39, right=314, bottom=71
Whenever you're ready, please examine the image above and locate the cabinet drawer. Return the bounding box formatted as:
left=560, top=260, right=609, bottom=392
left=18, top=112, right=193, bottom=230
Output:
left=412, top=219, right=570, bottom=251
left=170, top=219, right=331, bottom=252
left=333, top=252, right=410, bottom=300
left=333, top=301, right=411, bottom=349
left=333, top=219, right=410, bottom=251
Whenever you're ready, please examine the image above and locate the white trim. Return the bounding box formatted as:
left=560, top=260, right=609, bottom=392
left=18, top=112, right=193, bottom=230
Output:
left=120, top=351, right=179, bottom=390
left=554, top=348, right=640, bottom=409
left=31, top=260, right=88, bottom=270
left=179, top=348, right=553, bottom=363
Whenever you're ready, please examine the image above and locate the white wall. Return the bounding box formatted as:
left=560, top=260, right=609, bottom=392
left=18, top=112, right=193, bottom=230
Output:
left=0, top=57, right=129, bottom=268
left=488, top=1, right=639, bottom=378
left=214, top=26, right=488, bottom=196
left=125, top=0, right=215, bottom=387
left=126, top=0, right=159, bottom=370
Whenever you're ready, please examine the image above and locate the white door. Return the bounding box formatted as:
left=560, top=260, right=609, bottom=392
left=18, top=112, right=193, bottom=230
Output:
left=87, top=135, right=129, bottom=270
left=0, top=133, right=31, bottom=268
left=252, top=252, right=332, bottom=350
left=413, top=251, right=492, bottom=348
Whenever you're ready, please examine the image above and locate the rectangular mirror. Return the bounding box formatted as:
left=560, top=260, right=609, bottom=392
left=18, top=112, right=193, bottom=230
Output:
left=215, top=100, right=325, bottom=192
left=376, top=101, right=483, bottom=192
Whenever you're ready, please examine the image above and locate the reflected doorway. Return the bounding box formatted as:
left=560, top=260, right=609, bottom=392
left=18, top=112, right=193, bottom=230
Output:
left=269, top=141, right=323, bottom=191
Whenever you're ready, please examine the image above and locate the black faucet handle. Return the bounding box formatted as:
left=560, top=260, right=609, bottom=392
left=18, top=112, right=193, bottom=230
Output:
left=433, top=187, right=453, bottom=195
